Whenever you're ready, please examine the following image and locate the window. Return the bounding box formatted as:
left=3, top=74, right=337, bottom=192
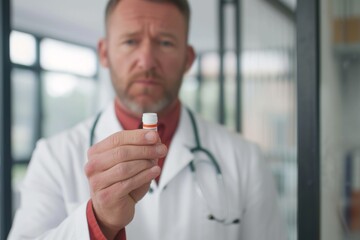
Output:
left=10, top=30, right=98, bottom=215
left=42, top=72, right=96, bottom=137
left=179, top=49, right=297, bottom=240
left=11, top=69, right=38, bottom=161
left=10, top=31, right=36, bottom=66
left=40, top=39, right=97, bottom=77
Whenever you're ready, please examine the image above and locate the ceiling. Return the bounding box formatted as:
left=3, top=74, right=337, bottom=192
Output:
left=12, top=0, right=218, bottom=51
left=12, top=0, right=295, bottom=51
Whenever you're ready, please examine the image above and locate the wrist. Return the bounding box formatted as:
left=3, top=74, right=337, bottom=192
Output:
left=98, top=223, right=121, bottom=240
left=93, top=207, right=124, bottom=239
left=87, top=199, right=123, bottom=240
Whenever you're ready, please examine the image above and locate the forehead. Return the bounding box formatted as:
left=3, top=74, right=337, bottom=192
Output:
left=108, top=0, right=187, bottom=34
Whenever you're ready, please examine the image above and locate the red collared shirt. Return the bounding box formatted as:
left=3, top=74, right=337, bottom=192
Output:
left=87, top=99, right=181, bottom=240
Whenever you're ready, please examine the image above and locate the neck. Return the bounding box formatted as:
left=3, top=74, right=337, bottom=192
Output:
left=115, top=98, right=180, bottom=118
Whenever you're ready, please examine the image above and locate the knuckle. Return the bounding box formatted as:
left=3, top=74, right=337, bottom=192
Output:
left=84, top=161, right=95, bottom=177
left=97, top=189, right=110, bottom=205
left=87, top=146, right=95, bottom=156
left=143, top=160, right=153, bottom=170
left=87, top=148, right=96, bottom=163
left=119, top=179, right=131, bottom=193
left=129, top=131, right=139, bottom=143
left=141, top=146, right=152, bottom=157
left=89, top=176, right=101, bottom=191
left=86, top=148, right=101, bottom=176
left=116, top=163, right=129, bottom=177
left=111, top=133, right=123, bottom=147
left=113, top=147, right=129, bottom=161
left=123, top=130, right=142, bottom=144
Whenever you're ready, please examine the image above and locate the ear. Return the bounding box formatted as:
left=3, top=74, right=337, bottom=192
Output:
left=184, top=45, right=196, bottom=72
left=98, top=38, right=109, bottom=68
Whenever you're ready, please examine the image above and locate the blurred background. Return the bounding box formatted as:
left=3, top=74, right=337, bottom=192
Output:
left=8, top=0, right=298, bottom=239
left=1, top=0, right=360, bottom=239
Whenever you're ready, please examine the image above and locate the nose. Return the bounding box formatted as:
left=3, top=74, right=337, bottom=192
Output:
left=136, top=40, right=157, bottom=72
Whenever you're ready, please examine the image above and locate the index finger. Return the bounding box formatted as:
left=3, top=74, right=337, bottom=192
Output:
left=89, top=129, right=159, bottom=154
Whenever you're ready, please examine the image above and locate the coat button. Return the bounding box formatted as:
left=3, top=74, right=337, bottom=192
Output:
left=148, top=187, right=154, bottom=193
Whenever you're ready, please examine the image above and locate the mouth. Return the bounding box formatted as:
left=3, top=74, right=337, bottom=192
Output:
left=133, top=79, right=161, bottom=87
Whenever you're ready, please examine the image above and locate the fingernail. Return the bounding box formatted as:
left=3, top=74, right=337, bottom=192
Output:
left=145, top=131, right=156, bottom=142
left=151, top=166, right=161, bottom=174
left=156, top=144, right=167, bottom=155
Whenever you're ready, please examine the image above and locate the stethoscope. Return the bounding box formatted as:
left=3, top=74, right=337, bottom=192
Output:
left=89, top=108, right=239, bottom=225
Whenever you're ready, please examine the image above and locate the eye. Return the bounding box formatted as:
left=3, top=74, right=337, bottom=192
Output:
left=159, top=40, right=174, bottom=47
left=124, top=39, right=137, bottom=46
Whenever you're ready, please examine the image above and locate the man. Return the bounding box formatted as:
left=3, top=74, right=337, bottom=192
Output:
left=9, top=0, right=285, bottom=239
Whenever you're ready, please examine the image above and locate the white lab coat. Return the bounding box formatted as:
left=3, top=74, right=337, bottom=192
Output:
left=9, top=103, right=286, bottom=240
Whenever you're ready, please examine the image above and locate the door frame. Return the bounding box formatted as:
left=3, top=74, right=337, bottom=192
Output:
left=297, top=0, right=321, bottom=239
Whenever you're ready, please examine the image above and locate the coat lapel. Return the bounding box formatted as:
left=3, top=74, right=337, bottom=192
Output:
left=158, top=107, right=195, bottom=191
left=93, top=103, right=123, bottom=145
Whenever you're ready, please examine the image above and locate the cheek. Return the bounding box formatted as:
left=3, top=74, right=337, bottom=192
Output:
left=108, top=53, right=131, bottom=78
left=161, top=54, right=187, bottom=76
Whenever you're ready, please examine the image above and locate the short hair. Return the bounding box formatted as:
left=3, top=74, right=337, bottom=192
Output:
left=105, top=0, right=191, bottom=27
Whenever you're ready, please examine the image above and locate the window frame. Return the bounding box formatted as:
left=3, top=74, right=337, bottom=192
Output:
left=0, top=0, right=12, bottom=238
left=11, top=30, right=99, bottom=165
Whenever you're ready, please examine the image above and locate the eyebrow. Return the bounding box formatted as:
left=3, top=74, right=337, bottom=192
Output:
left=157, top=32, right=178, bottom=41
left=119, top=31, right=140, bottom=38
left=118, top=31, right=179, bottom=42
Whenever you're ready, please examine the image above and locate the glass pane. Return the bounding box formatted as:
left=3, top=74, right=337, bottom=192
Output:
left=12, top=164, right=28, bottom=216
left=180, top=59, right=200, bottom=113
left=42, top=72, right=97, bottom=137
left=224, top=52, right=236, bottom=131
left=11, top=68, right=38, bottom=161
left=278, top=0, right=296, bottom=11
left=242, top=1, right=297, bottom=239
left=200, top=52, right=219, bottom=123
left=40, top=39, right=97, bottom=77
left=180, top=54, right=224, bottom=125
left=321, top=0, right=360, bottom=239
left=10, top=31, right=36, bottom=66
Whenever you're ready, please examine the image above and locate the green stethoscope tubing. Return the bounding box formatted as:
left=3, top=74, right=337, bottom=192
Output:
left=89, top=108, right=239, bottom=224
left=185, top=109, right=222, bottom=175
left=89, top=108, right=222, bottom=177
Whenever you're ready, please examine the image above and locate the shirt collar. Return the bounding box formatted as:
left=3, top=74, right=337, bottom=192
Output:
left=114, top=98, right=181, bottom=134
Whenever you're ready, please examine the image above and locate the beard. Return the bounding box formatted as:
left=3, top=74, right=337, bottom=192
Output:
left=121, top=87, right=173, bottom=115
left=110, top=67, right=183, bottom=116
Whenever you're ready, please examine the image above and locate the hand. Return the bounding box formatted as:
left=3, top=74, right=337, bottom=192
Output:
left=85, top=130, right=167, bottom=239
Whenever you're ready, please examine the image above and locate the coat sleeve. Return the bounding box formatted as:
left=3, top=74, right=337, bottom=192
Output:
left=239, top=145, right=287, bottom=240
left=8, top=139, right=91, bottom=240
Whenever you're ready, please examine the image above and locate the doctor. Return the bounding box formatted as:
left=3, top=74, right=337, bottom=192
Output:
left=9, top=0, right=286, bottom=239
